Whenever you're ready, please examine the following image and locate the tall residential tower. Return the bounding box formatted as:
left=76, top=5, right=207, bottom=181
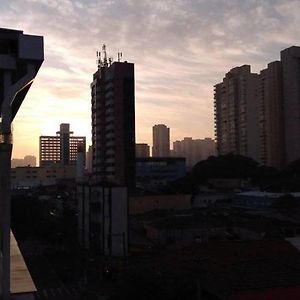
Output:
left=214, top=65, right=260, bottom=162
left=91, top=46, right=135, bottom=188
left=173, top=137, right=216, bottom=169
left=281, top=46, right=300, bottom=165
left=215, top=46, right=300, bottom=168
left=152, top=124, right=170, bottom=157
left=77, top=46, right=133, bottom=256
left=258, top=61, right=284, bottom=169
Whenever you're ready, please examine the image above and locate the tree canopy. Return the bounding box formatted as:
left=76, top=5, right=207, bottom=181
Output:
left=170, top=154, right=300, bottom=193
left=192, top=153, right=258, bottom=181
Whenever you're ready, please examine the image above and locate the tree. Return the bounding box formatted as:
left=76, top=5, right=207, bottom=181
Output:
left=191, top=154, right=258, bottom=182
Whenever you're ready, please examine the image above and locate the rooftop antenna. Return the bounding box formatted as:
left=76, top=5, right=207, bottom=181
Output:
left=118, top=52, right=123, bottom=62
left=102, top=44, right=108, bottom=67
left=96, top=51, right=102, bottom=69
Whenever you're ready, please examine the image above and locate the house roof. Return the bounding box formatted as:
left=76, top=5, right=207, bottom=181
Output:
left=164, top=240, right=300, bottom=298
left=146, top=213, right=224, bottom=230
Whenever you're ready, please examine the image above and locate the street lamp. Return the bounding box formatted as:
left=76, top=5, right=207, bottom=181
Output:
left=0, top=28, right=43, bottom=300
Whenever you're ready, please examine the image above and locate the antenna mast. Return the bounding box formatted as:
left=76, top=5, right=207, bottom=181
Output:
left=102, top=44, right=108, bottom=67
left=96, top=50, right=102, bottom=69
left=97, top=45, right=115, bottom=68
left=118, top=52, right=123, bottom=62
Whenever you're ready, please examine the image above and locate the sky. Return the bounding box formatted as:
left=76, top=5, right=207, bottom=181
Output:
left=1, top=0, right=300, bottom=160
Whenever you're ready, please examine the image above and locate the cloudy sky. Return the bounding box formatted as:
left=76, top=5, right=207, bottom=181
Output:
left=1, top=0, right=300, bottom=160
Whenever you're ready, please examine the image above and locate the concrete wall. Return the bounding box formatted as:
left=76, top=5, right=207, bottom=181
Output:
left=77, top=184, right=128, bottom=257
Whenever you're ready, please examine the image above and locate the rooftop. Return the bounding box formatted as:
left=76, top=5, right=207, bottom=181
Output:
left=236, top=191, right=300, bottom=198
left=146, top=211, right=224, bottom=230
left=172, top=240, right=300, bottom=297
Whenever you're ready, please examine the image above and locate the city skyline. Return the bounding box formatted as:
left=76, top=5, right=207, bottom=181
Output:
left=2, top=1, right=300, bottom=159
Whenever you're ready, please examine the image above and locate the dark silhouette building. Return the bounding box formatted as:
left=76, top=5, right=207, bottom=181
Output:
left=91, top=45, right=135, bottom=189
left=214, top=65, right=260, bottom=162
left=215, top=46, right=300, bottom=168
left=136, top=157, right=186, bottom=191
left=77, top=48, right=133, bottom=255
left=281, top=46, right=300, bottom=165
left=0, top=27, right=44, bottom=300
left=258, top=61, right=284, bottom=169
left=136, top=143, right=150, bottom=157
left=152, top=124, right=170, bottom=157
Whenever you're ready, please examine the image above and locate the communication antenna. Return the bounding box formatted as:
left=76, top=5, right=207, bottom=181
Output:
left=118, top=52, right=123, bottom=62
left=102, top=44, right=108, bottom=67
left=96, top=51, right=102, bottom=68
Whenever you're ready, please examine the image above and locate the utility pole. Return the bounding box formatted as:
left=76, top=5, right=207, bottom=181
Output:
left=0, top=28, right=43, bottom=300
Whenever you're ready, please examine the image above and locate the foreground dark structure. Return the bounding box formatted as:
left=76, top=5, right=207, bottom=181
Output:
left=0, top=28, right=43, bottom=299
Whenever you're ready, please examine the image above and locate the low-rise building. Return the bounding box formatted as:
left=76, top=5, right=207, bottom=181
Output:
left=11, top=155, right=37, bottom=168
left=129, top=194, right=191, bottom=215
left=136, top=157, right=186, bottom=191
left=144, top=212, right=225, bottom=246
left=194, top=240, right=300, bottom=300
left=11, top=165, right=76, bottom=189
left=233, top=191, right=300, bottom=209
left=136, top=143, right=150, bottom=158
left=191, top=192, right=228, bottom=208
left=208, top=178, right=251, bottom=190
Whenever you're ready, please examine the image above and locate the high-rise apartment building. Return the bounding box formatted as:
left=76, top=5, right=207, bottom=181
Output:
left=40, top=123, right=86, bottom=167
left=77, top=47, right=132, bottom=257
left=258, top=61, right=284, bottom=169
left=91, top=47, right=135, bottom=188
left=281, top=46, right=300, bottom=165
left=214, top=65, right=260, bottom=162
left=173, top=137, right=216, bottom=169
left=152, top=124, right=170, bottom=157
left=215, top=46, right=300, bottom=168
left=136, top=143, right=150, bottom=158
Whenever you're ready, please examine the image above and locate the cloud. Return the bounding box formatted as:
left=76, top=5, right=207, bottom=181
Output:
left=1, top=0, right=299, bottom=158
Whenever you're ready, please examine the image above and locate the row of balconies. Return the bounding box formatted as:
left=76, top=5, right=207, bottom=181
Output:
left=105, top=158, right=115, bottom=164
left=106, top=140, right=115, bottom=147
left=105, top=115, right=114, bottom=123
left=40, top=144, right=60, bottom=147
left=105, top=107, right=114, bottom=115
left=105, top=99, right=114, bottom=107
left=105, top=148, right=115, bottom=155
left=105, top=132, right=115, bottom=139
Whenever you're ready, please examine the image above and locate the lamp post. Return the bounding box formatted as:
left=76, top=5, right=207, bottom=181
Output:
left=0, top=28, right=43, bottom=300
